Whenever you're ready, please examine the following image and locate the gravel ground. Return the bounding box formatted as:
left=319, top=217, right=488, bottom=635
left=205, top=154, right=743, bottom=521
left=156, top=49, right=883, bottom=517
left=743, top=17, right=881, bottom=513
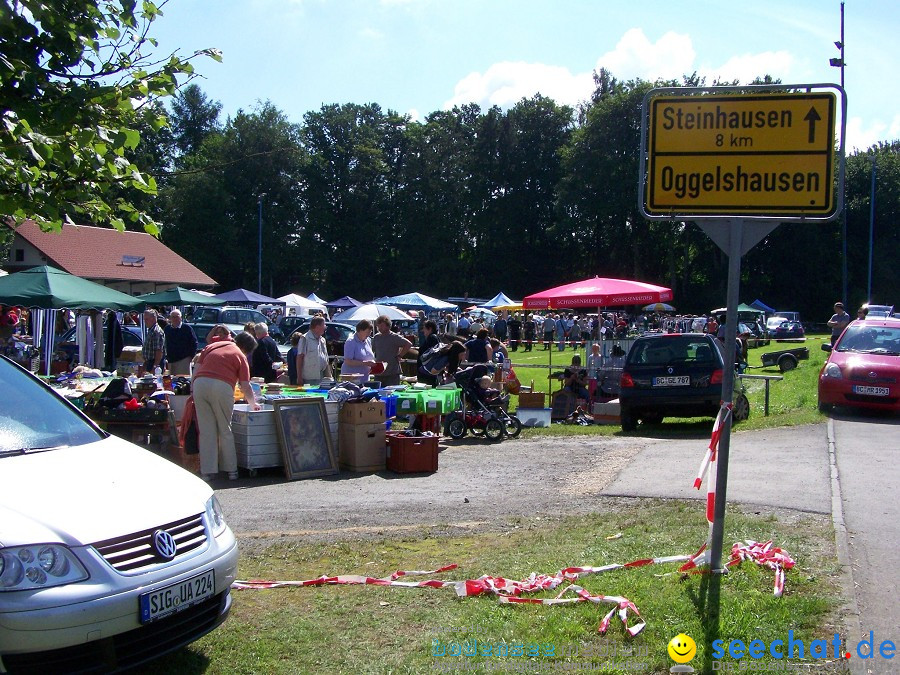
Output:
left=214, top=427, right=815, bottom=552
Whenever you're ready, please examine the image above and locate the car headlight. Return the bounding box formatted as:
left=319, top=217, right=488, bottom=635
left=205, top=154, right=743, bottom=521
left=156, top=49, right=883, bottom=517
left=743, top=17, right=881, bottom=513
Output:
left=823, top=363, right=843, bottom=379
left=0, top=545, right=89, bottom=591
left=205, top=495, right=228, bottom=537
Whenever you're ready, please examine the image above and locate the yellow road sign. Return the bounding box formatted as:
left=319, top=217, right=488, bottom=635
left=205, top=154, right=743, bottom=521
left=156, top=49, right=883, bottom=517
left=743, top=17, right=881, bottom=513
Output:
left=645, top=92, right=837, bottom=216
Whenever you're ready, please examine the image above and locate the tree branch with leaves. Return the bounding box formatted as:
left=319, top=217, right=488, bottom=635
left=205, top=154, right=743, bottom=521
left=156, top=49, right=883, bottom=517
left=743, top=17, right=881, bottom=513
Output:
left=0, top=0, right=221, bottom=237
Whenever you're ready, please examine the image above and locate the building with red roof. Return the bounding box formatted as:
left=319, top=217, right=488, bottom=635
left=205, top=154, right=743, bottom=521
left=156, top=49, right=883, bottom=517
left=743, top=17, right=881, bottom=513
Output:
left=3, top=220, right=216, bottom=295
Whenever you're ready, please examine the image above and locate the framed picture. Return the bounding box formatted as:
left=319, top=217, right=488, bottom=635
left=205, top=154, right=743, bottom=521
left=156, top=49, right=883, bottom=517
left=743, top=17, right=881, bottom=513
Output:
left=273, top=398, right=337, bottom=480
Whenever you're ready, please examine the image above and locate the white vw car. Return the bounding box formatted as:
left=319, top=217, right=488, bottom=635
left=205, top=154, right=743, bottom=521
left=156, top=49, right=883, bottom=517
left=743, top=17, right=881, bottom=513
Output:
left=0, top=356, right=239, bottom=672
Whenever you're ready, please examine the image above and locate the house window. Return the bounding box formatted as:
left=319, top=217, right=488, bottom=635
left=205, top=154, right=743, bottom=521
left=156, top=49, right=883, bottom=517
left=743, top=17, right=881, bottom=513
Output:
left=14, top=249, right=24, bottom=262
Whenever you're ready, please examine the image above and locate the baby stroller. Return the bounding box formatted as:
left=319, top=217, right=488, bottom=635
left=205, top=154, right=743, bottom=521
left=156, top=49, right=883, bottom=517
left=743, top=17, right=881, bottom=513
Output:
left=443, top=364, right=523, bottom=441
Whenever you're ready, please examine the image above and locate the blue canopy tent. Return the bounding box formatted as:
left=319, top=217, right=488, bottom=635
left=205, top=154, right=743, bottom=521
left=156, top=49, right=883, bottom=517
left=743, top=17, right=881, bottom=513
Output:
left=750, top=299, right=776, bottom=313
left=307, top=292, right=328, bottom=304
left=480, top=292, right=516, bottom=309
left=372, top=292, right=457, bottom=313
left=214, top=288, right=283, bottom=307
left=326, top=295, right=363, bottom=312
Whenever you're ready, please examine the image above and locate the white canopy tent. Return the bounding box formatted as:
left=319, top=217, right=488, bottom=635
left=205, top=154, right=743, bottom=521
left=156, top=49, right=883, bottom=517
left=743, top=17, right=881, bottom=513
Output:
left=277, top=293, right=326, bottom=315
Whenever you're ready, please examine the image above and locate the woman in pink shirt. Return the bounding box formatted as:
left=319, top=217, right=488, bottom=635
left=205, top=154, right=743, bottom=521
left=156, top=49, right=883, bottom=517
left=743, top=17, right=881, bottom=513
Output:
left=192, top=325, right=260, bottom=481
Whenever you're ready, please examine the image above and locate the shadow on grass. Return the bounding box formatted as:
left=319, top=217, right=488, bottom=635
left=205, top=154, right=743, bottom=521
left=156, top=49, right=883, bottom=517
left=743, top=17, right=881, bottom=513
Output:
left=686, top=570, right=723, bottom=675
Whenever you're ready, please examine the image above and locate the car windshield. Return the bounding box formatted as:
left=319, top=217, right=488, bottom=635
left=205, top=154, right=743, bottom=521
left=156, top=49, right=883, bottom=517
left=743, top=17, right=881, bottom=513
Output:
left=627, top=337, right=720, bottom=366
left=0, top=358, right=104, bottom=455
left=835, top=325, right=900, bottom=354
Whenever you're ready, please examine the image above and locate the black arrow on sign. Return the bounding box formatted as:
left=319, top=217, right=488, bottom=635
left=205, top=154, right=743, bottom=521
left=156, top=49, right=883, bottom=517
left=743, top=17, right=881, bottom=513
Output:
left=804, top=107, right=821, bottom=144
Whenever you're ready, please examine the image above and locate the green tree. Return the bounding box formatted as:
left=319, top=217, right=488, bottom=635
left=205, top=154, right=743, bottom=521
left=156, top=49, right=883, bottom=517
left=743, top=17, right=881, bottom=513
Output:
left=0, top=0, right=220, bottom=238
left=160, top=100, right=306, bottom=293
left=169, top=83, right=223, bottom=157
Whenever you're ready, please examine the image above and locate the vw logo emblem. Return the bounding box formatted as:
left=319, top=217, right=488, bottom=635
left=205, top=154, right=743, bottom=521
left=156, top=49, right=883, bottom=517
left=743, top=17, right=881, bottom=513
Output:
left=152, top=530, right=177, bottom=560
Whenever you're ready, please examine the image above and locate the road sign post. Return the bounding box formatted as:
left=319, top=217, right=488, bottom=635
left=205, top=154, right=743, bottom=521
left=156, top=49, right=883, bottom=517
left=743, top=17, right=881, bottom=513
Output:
left=638, top=84, right=846, bottom=575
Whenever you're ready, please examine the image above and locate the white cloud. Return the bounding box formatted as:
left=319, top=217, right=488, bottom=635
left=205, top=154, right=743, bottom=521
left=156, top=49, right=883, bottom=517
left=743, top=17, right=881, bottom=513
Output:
left=443, top=61, right=593, bottom=111
left=442, top=28, right=693, bottom=111
left=595, top=28, right=695, bottom=81
left=845, top=115, right=900, bottom=153
left=698, top=51, right=795, bottom=86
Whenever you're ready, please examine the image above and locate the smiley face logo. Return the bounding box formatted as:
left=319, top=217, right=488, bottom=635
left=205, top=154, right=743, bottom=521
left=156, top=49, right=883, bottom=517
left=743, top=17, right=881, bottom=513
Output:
left=668, top=633, right=697, bottom=663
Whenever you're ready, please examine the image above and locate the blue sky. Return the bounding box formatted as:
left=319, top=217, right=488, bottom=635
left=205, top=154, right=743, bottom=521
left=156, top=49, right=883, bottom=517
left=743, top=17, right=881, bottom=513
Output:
left=150, top=0, right=898, bottom=152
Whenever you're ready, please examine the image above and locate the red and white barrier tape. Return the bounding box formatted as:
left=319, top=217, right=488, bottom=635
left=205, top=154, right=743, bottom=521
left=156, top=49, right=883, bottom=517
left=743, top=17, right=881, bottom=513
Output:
left=727, top=540, right=796, bottom=597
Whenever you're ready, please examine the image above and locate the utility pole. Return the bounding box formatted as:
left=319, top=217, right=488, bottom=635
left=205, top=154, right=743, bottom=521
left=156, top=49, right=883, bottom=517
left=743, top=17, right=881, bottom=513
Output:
left=831, top=2, right=846, bottom=305
left=257, top=193, right=267, bottom=294
left=867, top=155, right=876, bottom=302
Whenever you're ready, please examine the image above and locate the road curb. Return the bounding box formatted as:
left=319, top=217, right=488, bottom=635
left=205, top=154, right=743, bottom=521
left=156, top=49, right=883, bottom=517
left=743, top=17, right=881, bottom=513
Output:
left=827, top=418, right=864, bottom=674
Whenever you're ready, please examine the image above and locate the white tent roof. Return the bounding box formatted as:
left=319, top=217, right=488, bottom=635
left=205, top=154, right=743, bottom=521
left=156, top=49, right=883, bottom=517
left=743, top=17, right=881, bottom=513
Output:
left=277, top=293, right=326, bottom=313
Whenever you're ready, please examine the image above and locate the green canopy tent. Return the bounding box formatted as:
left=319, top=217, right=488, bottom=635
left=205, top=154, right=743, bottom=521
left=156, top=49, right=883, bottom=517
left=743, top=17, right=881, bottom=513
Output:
left=0, top=266, right=146, bottom=311
left=0, top=266, right=146, bottom=375
left=136, top=287, right=225, bottom=307
left=710, top=303, right=765, bottom=316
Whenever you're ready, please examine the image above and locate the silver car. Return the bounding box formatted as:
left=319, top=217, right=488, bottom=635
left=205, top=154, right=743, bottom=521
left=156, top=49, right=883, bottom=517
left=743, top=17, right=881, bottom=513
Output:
left=0, top=356, right=239, bottom=672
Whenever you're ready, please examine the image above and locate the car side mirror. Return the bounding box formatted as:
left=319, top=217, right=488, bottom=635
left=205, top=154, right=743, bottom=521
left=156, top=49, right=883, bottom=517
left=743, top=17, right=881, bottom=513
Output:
left=821, top=343, right=832, bottom=353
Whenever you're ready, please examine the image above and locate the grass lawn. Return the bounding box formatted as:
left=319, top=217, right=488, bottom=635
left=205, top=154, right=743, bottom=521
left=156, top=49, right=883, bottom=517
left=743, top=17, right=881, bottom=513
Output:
left=141, top=502, right=847, bottom=674
left=505, top=334, right=828, bottom=436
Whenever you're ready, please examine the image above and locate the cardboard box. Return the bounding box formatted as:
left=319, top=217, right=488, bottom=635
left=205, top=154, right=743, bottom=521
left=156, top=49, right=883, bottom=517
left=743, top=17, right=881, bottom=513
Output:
left=517, top=392, right=545, bottom=409
left=339, top=422, right=386, bottom=471
left=339, top=400, right=386, bottom=425
left=386, top=434, right=438, bottom=473
left=592, top=399, right=620, bottom=425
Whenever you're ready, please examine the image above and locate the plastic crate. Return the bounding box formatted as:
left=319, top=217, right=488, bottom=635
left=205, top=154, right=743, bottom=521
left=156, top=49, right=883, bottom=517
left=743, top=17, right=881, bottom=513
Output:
left=379, top=393, right=398, bottom=419
left=386, top=434, right=438, bottom=473
left=422, top=388, right=460, bottom=413
left=395, top=391, right=426, bottom=414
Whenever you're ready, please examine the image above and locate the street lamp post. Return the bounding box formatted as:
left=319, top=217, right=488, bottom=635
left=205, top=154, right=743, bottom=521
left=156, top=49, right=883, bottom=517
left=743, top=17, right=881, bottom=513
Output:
left=831, top=2, right=846, bottom=306
left=868, top=155, right=876, bottom=302
left=257, top=193, right=267, bottom=294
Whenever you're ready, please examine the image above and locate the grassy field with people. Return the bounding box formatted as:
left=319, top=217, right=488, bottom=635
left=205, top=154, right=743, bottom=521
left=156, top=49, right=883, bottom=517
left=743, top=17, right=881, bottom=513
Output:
left=501, top=333, right=828, bottom=436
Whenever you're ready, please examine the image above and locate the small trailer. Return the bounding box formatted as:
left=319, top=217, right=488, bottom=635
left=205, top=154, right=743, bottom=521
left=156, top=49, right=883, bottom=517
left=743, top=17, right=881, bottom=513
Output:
left=760, top=346, right=809, bottom=372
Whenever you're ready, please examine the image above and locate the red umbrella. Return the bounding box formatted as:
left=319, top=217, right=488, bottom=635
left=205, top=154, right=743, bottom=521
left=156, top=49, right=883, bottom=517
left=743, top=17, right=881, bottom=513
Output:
left=522, top=276, right=673, bottom=310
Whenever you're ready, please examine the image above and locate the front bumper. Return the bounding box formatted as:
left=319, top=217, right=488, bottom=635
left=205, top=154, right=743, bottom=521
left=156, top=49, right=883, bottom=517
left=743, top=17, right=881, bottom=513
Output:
left=0, top=531, right=238, bottom=673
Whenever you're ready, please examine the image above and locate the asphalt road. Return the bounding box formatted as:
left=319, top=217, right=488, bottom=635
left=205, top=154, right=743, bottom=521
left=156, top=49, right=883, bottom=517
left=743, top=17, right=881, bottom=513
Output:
left=831, top=411, right=900, bottom=675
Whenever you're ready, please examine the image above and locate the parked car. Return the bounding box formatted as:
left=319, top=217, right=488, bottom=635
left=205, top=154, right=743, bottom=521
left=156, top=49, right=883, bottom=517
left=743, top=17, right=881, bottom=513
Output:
left=862, top=304, right=894, bottom=319
left=297, top=320, right=355, bottom=357
left=276, top=315, right=311, bottom=343
left=618, top=333, right=749, bottom=431
left=186, top=306, right=282, bottom=343
left=818, top=318, right=900, bottom=413
left=0, top=355, right=239, bottom=671
left=56, top=325, right=144, bottom=364
left=772, top=311, right=801, bottom=323
left=770, top=320, right=805, bottom=340
left=738, top=321, right=769, bottom=348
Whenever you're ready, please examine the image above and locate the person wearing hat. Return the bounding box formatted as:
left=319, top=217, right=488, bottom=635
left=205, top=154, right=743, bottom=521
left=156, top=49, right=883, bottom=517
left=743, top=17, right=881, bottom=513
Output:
left=827, top=302, right=851, bottom=344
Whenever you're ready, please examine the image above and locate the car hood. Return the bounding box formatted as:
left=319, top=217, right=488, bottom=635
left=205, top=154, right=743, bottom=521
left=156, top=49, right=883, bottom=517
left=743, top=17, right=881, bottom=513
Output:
left=0, top=436, right=211, bottom=548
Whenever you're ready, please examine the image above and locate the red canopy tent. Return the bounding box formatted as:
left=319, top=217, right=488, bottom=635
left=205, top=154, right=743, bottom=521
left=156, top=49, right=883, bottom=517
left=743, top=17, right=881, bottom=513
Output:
left=522, top=276, right=673, bottom=310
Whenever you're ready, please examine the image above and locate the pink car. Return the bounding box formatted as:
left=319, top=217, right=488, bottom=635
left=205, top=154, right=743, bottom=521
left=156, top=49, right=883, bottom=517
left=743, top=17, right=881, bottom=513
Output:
left=817, top=318, right=900, bottom=413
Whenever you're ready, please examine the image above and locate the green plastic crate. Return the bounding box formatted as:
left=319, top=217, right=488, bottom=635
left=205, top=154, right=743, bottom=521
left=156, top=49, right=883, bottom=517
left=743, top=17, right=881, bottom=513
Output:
left=422, top=388, right=460, bottom=413
left=395, top=390, right=426, bottom=414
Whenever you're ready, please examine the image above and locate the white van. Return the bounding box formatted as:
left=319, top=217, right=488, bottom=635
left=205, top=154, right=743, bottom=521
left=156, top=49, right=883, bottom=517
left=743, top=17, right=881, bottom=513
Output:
left=0, top=356, right=239, bottom=671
